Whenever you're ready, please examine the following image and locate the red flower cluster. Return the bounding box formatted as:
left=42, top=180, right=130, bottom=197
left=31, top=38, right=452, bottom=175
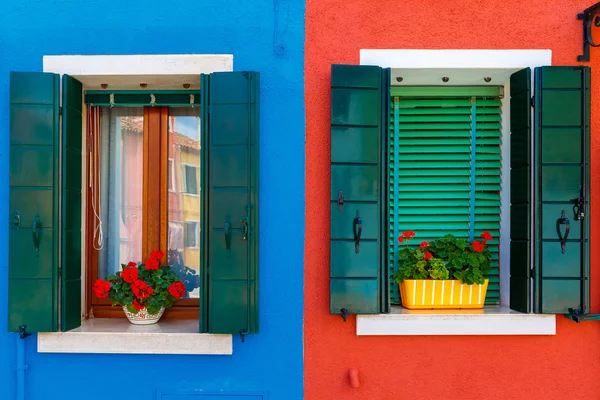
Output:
left=168, top=282, right=186, bottom=299
left=145, top=258, right=159, bottom=270
left=144, top=249, right=164, bottom=270
left=121, top=266, right=139, bottom=283
left=132, top=299, right=145, bottom=311
left=150, top=250, right=165, bottom=260
left=126, top=261, right=137, bottom=267
left=398, top=230, right=416, bottom=244
left=132, top=279, right=154, bottom=299
left=423, top=252, right=433, bottom=261
left=480, top=231, right=493, bottom=242
left=94, top=279, right=110, bottom=299
left=419, top=241, right=429, bottom=249
left=471, top=240, right=485, bottom=253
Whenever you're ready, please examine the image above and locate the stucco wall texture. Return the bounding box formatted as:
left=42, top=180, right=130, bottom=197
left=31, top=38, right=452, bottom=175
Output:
left=305, top=1, right=600, bottom=399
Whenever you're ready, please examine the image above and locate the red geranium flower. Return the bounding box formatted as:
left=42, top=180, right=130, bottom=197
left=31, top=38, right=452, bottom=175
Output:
left=121, top=267, right=138, bottom=283
left=93, top=279, right=110, bottom=299
left=132, top=299, right=145, bottom=311
left=145, top=257, right=159, bottom=270
left=423, top=252, right=433, bottom=261
left=402, top=230, right=416, bottom=238
left=132, top=280, right=154, bottom=299
left=168, top=282, right=187, bottom=299
left=480, top=231, right=493, bottom=242
left=472, top=240, right=485, bottom=253
left=419, top=241, right=429, bottom=249
left=398, top=236, right=404, bottom=243
left=150, top=250, right=165, bottom=260
left=126, top=261, right=137, bottom=267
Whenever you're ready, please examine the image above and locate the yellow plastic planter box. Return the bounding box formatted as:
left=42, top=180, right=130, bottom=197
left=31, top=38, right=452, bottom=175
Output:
left=399, top=279, right=489, bottom=309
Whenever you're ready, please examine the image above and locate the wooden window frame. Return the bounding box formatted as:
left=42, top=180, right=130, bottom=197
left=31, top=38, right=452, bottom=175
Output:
left=86, top=106, right=199, bottom=319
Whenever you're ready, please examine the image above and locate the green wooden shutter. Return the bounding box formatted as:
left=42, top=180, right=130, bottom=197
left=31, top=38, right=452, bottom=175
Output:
left=509, top=68, right=532, bottom=313
left=61, top=75, right=83, bottom=331
left=533, top=66, right=590, bottom=314
left=330, top=64, right=388, bottom=316
left=9, top=72, right=60, bottom=333
left=388, top=87, right=503, bottom=305
left=185, top=165, right=198, bottom=194
left=202, top=71, right=259, bottom=335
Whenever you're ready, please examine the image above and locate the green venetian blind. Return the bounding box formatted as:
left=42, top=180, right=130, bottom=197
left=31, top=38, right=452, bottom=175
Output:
left=388, top=86, right=503, bottom=305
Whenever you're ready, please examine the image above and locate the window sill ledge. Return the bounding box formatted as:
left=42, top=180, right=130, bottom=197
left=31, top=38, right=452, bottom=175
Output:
left=356, top=306, right=556, bottom=336
left=38, top=319, right=232, bottom=355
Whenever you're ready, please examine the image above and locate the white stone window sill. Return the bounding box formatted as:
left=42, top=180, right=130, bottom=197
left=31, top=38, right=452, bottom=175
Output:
left=38, top=319, right=232, bottom=355
left=356, top=306, right=556, bottom=336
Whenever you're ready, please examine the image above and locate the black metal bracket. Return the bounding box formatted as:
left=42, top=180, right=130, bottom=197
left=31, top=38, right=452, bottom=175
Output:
left=337, top=191, right=344, bottom=212
left=239, top=329, right=248, bottom=343
left=18, top=325, right=31, bottom=340
left=340, top=308, right=348, bottom=322
left=577, top=2, right=600, bottom=62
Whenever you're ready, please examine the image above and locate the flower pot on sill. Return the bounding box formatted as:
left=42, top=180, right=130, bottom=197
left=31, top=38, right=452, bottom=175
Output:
left=122, top=306, right=165, bottom=325
left=399, top=279, right=489, bottom=309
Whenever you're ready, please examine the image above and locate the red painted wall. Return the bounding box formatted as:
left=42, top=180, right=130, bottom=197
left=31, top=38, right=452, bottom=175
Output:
left=304, top=1, right=600, bottom=399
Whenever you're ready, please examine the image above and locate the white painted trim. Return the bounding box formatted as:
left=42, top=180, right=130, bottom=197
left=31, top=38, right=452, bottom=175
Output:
left=184, top=220, right=200, bottom=249
left=361, top=49, right=552, bottom=307
left=43, top=54, right=233, bottom=76
left=360, top=49, right=551, bottom=69
left=356, top=306, right=556, bottom=336
left=38, top=319, right=232, bottom=355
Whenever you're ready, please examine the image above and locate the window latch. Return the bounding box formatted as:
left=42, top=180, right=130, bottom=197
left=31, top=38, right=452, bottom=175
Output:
left=573, top=196, right=585, bottom=221
left=239, top=329, right=248, bottom=343
left=340, top=308, right=349, bottom=322
left=241, top=217, right=248, bottom=241
left=18, top=325, right=31, bottom=340
left=13, top=210, right=20, bottom=231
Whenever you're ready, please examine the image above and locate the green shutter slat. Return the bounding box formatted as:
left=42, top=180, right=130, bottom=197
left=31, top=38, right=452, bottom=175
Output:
left=390, top=90, right=503, bottom=305
left=397, top=107, right=501, bottom=115
left=9, top=72, right=60, bottom=333
left=330, top=65, right=384, bottom=315
left=61, top=75, right=83, bottom=332
left=531, top=66, right=590, bottom=314
left=395, top=130, right=501, bottom=138
left=204, top=71, right=259, bottom=334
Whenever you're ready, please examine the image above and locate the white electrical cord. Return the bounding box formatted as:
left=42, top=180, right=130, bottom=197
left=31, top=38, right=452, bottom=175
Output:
left=89, top=105, right=104, bottom=250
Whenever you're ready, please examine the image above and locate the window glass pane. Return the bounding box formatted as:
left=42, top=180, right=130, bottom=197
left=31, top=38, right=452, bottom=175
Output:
left=98, top=107, right=144, bottom=278
left=167, top=107, right=201, bottom=299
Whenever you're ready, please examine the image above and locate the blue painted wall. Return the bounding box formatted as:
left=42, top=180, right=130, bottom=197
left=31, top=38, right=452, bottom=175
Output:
left=0, top=1, right=305, bottom=399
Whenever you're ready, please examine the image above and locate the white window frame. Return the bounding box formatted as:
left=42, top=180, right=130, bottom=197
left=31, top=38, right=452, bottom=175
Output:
left=39, top=54, right=234, bottom=354
left=168, top=158, right=176, bottom=192
left=184, top=220, right=200, bottom=249
left=356, top=49, right=556, bottom=335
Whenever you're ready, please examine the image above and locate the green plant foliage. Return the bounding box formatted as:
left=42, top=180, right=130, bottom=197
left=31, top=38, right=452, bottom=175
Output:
left=394, top=232, right=492, bottom=285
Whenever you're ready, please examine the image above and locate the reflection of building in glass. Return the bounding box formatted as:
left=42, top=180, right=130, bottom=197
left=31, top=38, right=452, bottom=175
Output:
left=167, top=114, right=201, bottom=299
left=114, top=113, right=201, bottom=299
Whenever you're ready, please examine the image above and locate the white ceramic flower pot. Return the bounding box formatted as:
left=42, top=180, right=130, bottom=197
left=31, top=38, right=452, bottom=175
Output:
left=122, top=306, right=165, bottom=325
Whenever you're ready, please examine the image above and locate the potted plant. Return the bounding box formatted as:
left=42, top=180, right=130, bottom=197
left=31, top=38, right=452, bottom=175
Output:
left=93, top=249, right=187, bottom=324
left=394, top=231, right=492, bottom=309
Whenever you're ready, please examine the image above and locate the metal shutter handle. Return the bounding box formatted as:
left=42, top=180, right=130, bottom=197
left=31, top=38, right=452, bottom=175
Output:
left=556, top=210, right=570, bottom=254
left=353, top=210, right=362, bottom=254
left=224, top=221, right=231, bottom=258
left=32, top=213, right=40, bottom=256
